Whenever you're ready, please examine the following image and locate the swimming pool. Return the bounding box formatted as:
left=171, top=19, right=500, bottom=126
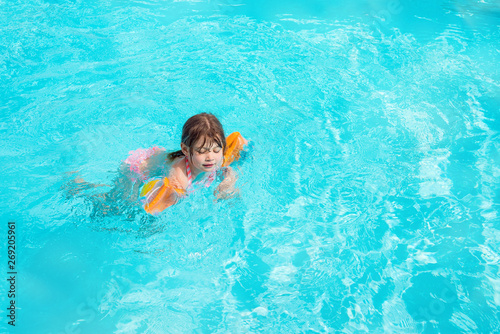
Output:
left=1, top=0, right=499, bottom=332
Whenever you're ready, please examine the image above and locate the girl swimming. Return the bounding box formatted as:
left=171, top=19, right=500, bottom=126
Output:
left=125, top=113, right=248, bottom=215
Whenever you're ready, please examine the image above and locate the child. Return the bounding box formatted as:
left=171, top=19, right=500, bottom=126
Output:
left=125, top=113, right=248, bottom=215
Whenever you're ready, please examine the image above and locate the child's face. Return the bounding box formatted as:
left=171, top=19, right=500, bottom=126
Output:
left=183, top=137, right=223, bottom=175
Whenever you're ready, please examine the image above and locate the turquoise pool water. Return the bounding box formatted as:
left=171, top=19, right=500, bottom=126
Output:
left=1, top=0, right=499, bottom=333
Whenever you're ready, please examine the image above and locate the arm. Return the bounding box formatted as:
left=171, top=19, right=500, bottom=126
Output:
left=140, top=177, right=185, bottom=214
left=139, top=159, right=188, bottom=215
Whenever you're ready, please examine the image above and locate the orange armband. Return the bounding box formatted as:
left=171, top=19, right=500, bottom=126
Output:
left=139, top=177, right=185, bottom=215
left=223, top=132, right=248, bottom=167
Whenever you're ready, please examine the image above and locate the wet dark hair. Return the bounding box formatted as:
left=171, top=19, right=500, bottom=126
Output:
left=168, top=113, right=226, bottom=161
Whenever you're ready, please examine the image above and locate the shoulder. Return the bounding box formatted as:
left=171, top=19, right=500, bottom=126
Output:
left=168, top=156, right=189, bottom=189
left=170, top=156, right=185, bottom=171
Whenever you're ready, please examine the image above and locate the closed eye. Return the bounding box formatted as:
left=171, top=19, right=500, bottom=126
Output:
left=196, top=147, right=221, bottom=154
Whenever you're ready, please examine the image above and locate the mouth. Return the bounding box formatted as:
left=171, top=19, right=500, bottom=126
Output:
left=202, top=164, right=215, bottom=168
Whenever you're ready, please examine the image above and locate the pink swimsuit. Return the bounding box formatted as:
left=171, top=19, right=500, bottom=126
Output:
left=124, top=146, right=162, bottom=181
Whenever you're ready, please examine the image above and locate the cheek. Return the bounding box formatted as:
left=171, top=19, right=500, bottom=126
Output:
left=195, top=155, right=205, bottom=164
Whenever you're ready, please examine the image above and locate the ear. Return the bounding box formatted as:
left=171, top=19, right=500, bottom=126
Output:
left=181, top=143, right=189, bottom=156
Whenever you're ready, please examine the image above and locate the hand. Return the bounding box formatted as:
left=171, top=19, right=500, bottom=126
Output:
left=214, top=187, right=240, bottom=201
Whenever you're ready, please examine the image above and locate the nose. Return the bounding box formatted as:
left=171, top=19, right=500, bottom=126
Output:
left=205, top=151, right=215, bottom=161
